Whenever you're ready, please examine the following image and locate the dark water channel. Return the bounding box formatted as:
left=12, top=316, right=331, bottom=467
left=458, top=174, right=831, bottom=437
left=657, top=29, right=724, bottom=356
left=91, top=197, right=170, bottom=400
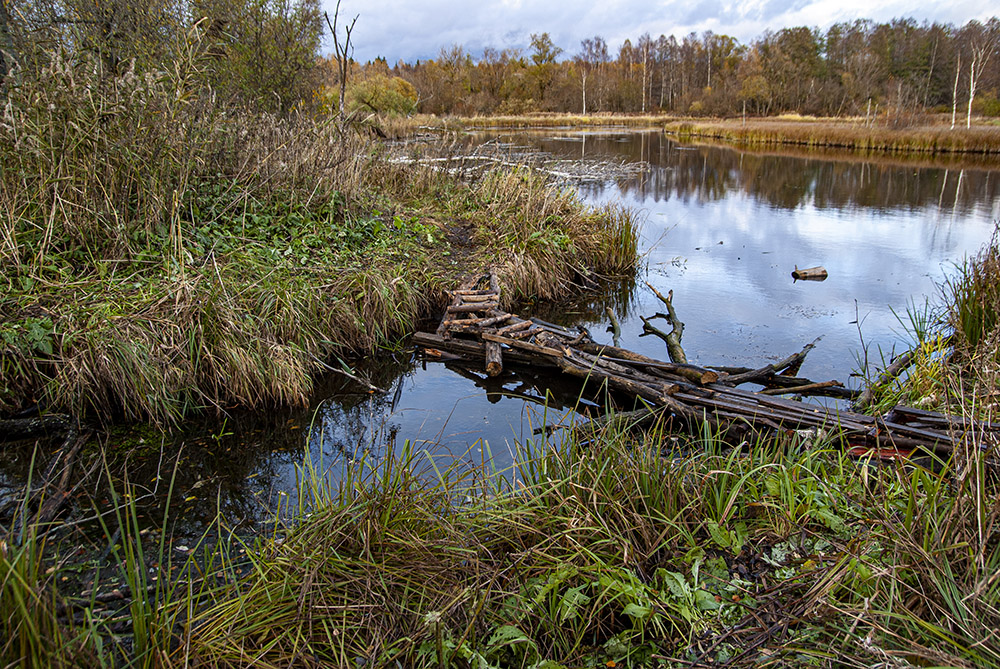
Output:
left=4, top=131, right=999, bottom=535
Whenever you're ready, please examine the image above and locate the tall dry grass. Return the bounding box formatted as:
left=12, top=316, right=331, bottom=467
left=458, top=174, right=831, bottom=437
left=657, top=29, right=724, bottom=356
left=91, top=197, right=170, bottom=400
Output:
left=664, top=118, right=1000, bottom=155
left=471, top=167, right=639, bottom=302
left=0, top=44, right=639, bottom=424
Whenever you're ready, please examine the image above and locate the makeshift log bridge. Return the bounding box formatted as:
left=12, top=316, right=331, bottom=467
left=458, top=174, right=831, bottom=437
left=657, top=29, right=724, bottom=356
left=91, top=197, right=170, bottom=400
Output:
left=414, top=277, right=997, bottom=458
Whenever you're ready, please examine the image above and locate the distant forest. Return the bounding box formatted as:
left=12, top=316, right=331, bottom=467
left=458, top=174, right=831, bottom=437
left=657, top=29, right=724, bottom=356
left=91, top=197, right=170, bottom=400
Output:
left=2, top=2, right=997, bottom=121
left=337, top=18, right=1000, bottom=120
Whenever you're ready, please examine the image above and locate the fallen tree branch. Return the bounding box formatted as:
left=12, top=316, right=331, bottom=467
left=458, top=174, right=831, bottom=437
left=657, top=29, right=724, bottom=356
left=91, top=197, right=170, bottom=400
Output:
left=710, top=365, right=857, bottom=399
left=852, top=340, right=943, bottom=411
left=719, top=337, right=822, bottom=386
left=641, top=283, right=686, bottom=364
left=605, top=307, right=623, bottom=347
left=760, top=380, right=843, bottom=396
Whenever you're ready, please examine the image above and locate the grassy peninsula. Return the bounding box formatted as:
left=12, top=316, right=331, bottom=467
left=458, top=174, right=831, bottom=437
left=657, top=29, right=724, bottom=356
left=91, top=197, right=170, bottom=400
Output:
left=0, top=71, right=637, bottom=425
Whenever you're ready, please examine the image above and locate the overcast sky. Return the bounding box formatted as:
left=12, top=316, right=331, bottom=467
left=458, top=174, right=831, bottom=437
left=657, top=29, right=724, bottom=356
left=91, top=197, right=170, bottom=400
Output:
left=320, top=0, right=993, bottom=64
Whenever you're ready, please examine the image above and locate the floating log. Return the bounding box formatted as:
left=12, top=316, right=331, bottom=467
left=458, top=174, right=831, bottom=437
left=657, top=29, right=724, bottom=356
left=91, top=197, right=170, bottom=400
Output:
left=791, top=266, right=828, bottom=281
left=575, top=341, right=718, bottom=385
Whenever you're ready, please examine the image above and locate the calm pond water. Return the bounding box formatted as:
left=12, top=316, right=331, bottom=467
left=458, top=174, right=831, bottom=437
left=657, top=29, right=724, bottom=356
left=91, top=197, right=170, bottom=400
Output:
left=4, top=130, right=998, bottom=529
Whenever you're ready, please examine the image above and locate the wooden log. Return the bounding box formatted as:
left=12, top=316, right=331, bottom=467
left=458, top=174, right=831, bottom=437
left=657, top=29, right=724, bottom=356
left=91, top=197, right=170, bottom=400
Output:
left=568, top=349, right=677, bottom=390
left=498, top=320, right=532, bottom=336
left=508, top=328, right=540, bottom=340
left=791, top=266, right=828, bottom=281
left=442, top=313, right=510, bottom=328
left=447, top=302, right=499, bottom=314
left=888, top=405, right=1000, bottom=432
left=412, top=332, right=553, bottom=367
left=485, top=340, right=503, bottom=377
left=529, top=317, right=577, bottom=338
left=553, top=354, right=688, bottom=417
left=457, top=293, right=497, bottom=303
left=760, top=380, right=844, bottom=396
left=675, top=391, right=846, bottom=432
left=449, top=289, right=495, bottom=297
left=446, top=313, right=512, bottom=333
left=575, top=341, right=719, bottom=385
left=481, top=332, right=563, bottom=358
left=720, top=338, right=821, bottom=385
left=709, top=366, right=858, bottom=399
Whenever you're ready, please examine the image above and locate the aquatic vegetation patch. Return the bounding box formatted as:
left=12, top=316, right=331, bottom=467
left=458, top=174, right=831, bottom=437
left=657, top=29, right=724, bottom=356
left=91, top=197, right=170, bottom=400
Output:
left=664, top=118, right=1000, bottom=155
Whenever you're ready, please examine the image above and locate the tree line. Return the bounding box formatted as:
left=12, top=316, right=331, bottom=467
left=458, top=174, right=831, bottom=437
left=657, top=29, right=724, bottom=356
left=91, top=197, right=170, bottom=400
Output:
left=351, top=18, right=1000, bottom=122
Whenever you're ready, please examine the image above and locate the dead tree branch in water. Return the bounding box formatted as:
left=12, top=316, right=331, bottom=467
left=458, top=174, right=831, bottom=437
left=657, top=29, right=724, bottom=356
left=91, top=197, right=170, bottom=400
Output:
left=640, top=282, right=686, bottom=364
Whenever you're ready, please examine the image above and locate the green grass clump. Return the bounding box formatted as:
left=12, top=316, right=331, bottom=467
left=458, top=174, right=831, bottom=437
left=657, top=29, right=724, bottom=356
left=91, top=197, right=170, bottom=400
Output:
left=860, top=228, right=1000, bottom=418
left=177, top=415, right=1000, bottom=668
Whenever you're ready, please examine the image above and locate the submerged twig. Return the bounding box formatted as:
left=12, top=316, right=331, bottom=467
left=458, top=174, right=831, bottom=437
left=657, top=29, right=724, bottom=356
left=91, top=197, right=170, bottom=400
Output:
left=605, top=307, right=622, bottom=348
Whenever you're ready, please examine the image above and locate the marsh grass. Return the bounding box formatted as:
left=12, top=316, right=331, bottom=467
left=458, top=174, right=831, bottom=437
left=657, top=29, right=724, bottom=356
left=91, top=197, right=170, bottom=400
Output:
left=664, top=118, right=1000, bottom=155
left=174, top=411, right=1000, bottom=668
left=472, top=168, right=639, bottom=302
left=0, top=45, right=637, bottom=424
left=4, top=407, right=998, bottom=667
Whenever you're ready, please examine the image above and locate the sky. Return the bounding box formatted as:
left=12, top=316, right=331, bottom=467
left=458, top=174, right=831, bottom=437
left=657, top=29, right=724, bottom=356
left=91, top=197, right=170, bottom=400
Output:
left=320, top=0, right=993, bottom=64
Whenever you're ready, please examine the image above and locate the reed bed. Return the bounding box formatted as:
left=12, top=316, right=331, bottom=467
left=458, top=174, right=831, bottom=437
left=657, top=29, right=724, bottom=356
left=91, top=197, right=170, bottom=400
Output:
left=664, top=118, right=1000, bottom=155
left=0, top=51, right=637, bottom=424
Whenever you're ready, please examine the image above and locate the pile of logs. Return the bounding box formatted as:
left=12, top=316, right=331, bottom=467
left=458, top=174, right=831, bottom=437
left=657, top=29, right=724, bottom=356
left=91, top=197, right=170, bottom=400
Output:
left=415, top=274, right=998, bottom=459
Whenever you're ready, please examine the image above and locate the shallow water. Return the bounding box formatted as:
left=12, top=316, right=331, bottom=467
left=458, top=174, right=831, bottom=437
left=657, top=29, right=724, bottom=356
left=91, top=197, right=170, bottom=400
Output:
left=4, top=131, right=998, bottom=529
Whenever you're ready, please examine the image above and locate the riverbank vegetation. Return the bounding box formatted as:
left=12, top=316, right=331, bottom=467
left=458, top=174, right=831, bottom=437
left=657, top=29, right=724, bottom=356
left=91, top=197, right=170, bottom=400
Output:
left=6, top=390, right=998, bottom=667
left=4, top=234, right=999, bottom=667
left=0, top=1, right=637, bottom=424
left=663, top=117, right=1000, bottom=154
left=345, top=18, right=998, bottom=125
